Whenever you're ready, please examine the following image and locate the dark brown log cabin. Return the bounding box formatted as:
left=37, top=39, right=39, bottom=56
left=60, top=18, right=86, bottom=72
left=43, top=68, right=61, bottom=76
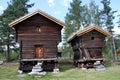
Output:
left=9, top=10, right=64, bottom=71
left=67, top=25, right=111, bottom=68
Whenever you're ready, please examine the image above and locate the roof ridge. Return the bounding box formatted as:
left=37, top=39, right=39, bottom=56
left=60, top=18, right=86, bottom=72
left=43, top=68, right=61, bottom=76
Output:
left=9, top=9, right=65, bottom=27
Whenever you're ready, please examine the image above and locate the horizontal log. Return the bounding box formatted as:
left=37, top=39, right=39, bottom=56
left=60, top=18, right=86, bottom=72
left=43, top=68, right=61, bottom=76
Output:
left=21, top=58, right=58, bottom=61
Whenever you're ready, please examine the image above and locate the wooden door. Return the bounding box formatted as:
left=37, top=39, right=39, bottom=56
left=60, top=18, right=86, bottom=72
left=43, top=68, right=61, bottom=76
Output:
left=35, top=46, right=43, bottom=58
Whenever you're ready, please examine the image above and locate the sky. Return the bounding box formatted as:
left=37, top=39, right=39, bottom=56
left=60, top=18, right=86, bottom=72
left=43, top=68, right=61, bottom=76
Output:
left=0, top=0, right=120, bottom=34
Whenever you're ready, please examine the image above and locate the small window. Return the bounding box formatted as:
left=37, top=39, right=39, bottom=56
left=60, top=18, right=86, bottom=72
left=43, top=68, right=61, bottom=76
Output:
left=91, top=36, right=94, bottom=40
left=36, top=26, right=41, bottom=32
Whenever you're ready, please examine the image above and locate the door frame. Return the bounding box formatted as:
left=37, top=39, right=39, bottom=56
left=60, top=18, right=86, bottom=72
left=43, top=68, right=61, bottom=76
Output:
left=34, top=45, right=44, bottom=58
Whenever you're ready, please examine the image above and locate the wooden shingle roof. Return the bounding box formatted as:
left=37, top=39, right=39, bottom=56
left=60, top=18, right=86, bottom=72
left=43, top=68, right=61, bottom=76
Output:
left=67, top=25, right=112, bottom=42
left=9, top=9, right=65, bottom=27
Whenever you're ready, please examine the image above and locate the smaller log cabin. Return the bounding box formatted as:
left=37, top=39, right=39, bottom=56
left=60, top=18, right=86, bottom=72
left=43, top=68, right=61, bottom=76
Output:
left=67, top=25, right=111, bottom=68
left=9, top=10, right=64, bottom=71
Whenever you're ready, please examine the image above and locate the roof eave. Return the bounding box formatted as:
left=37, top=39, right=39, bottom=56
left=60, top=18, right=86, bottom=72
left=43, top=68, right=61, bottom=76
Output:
left=67, top=33, right=77, bottom=43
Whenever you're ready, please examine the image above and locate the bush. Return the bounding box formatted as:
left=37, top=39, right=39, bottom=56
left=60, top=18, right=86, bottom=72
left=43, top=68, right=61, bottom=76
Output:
left=0, top=51, right=19, bottom=61
left=0, top=52, right=6, bottom=61
left=10, top=51, right=19, bottom=61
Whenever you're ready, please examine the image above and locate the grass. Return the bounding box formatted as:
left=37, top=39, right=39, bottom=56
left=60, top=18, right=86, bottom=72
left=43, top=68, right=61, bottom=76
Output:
left=0, top=59, right=120, bottom=80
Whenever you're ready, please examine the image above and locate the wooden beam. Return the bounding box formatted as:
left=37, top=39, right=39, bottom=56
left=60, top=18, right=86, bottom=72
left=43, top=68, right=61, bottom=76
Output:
left=20, top=58, right=58, bottom=61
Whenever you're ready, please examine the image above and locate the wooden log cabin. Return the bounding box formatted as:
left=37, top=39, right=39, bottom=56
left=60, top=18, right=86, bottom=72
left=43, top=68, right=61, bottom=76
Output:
left=67, top=25, right=111, bottom=68
left=9, top=10, right=64, bottom=71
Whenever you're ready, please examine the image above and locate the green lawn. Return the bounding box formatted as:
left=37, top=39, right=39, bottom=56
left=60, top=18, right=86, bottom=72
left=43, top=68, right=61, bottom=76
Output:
left=0, top=60, right=120, bottom=80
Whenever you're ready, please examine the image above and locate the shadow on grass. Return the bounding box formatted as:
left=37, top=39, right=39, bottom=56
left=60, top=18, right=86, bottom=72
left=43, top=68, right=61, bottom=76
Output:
left=59, top=58, right=74, bottom=72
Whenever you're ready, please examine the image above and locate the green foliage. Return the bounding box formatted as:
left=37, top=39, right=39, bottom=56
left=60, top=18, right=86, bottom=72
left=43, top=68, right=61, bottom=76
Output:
left=0, top=52, right=6, bottom=60
left=101, top=0, right=117, bottom=60
left=64, top=0, right=102, bottom=57
left=63, top=0, right=84, bottom=58
left=65, top=0, right=83, bottom=39
left=7, top=0, right=34, bottom=18
left=64, top=0, right=102, bottom=39
left=117, top=15, right=120, bottom=27
left=83, top=0, right=102, bottom=26
left=103, top=41, right=113, bottom=65
left=101, top=0, right=116, bottom=34
left=62, top=42, right=73, bottom=58
left=0, top=51, right=19, bottom=61
left=114, top=35, right=120, bottom=49
left=10, top=51, right=19, bottom=61
left=114, top=35, right=120, bottom=60
left=0, top=0, right=34, bottom=61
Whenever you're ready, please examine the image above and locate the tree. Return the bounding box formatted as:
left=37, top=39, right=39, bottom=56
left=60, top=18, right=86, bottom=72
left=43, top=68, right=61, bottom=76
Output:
left=101, top=0, right=116, bottom=33
left=65, top=0, right=84, bottom=39
left=117, top=15, right=120, bottom=28
left=86, top=0, right=101, bottom=26
left=63, top=0, right=102, bottom=58
left=65, top=0, right=102, bottom=39
left=63, top=0, right=84, bottom=58
left=101, top=0, right=117, bottom=60
left=0, top=0, right=34, bottom=61
left=114, top=35, right=120, bottom=49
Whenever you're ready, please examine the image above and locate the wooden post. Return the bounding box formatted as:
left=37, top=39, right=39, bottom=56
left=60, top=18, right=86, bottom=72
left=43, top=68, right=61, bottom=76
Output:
left=19, top=41, right=22, bottom=60
left=53, top=61, right=60, bottom=73
left=78, top=63, right=80, bottom=68
left=19, top=41, right=22, bottom=71
left=54, top=61, right=59, bottom=69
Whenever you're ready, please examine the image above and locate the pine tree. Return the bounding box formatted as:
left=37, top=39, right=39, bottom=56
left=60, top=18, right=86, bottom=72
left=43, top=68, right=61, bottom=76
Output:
left=65, top=0, right=101, bottom=39
left=101, top=0, right=116, bottom=33
left=88, top=0, right=101, bottom=26
left=101, top=0, right=117, bottom=60
left=65, top=0, right=84, bottom=38
left=63, top=0, right=84, bottom=58
left=0, top=0, right=34, bottom=61
left=83, top=0, right=101, bottom=27
left=63, top=0, right=101, bottom=58
left=117, top=15, right=120, bottom=28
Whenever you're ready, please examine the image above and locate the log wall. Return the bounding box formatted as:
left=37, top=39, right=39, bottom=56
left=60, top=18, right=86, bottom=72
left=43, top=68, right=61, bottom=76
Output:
left=70, top=30, right=106, bottom=62
left=14, top=14, right=62, bottom=59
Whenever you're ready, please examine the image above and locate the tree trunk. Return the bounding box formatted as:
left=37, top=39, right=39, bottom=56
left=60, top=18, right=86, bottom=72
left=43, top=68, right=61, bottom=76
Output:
left=6, top=44, right=10, bottom=62
left=110, top=37, right=117, bottom=61
left=112, top=37, right=117, bottom=61
left=6, top=28, right=10, bottom=62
